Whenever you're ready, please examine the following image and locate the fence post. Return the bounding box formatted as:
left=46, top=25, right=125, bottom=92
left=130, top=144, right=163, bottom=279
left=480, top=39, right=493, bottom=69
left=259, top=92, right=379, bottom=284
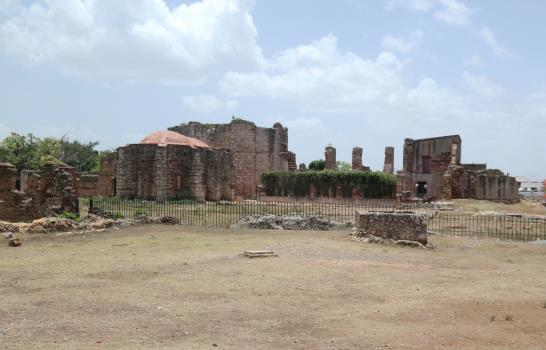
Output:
left=89, top=198, right=94, bottom=214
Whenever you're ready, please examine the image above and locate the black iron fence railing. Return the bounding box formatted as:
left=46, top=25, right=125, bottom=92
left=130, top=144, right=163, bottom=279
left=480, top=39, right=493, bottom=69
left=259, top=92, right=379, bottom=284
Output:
left=83, top=197, right=546, bottom=241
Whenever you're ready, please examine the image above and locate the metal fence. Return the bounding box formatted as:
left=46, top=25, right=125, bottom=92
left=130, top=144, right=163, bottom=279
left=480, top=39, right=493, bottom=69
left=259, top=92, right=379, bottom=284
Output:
left=85, top=197, right=546, bottom=241
left=429, top=212, right=546, bottom=241
left=86, top=197, right=408, bottom=227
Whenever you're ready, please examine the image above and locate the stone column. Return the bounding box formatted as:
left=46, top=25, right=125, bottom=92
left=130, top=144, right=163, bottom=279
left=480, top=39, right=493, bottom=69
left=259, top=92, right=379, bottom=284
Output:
left=298, top=163, right=307, bottom=172
left=383, top=146, right=394, bottom=174
left=352, top=147, right=363, bottom=171
left=324, top=145, right=337, bottom=170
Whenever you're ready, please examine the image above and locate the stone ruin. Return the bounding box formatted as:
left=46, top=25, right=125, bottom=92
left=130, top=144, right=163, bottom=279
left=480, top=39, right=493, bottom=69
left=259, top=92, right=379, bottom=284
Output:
left=396, top=135, right=519, bottom=203
left=0, top=162, right=79, bottom=222
left=383, top=146, right=394, bottom=174
left=351, top=147, right=371, bottom=172
left=324, top=145, right=337, bottom=170
left=355, top=210, right=428, bottom=245
left=169, top=119, right=296, bottom=199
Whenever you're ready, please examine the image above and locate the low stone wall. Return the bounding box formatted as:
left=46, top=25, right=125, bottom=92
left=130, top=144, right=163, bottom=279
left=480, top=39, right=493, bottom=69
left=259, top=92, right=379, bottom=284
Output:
left=355, top=210, right=428, bottom=244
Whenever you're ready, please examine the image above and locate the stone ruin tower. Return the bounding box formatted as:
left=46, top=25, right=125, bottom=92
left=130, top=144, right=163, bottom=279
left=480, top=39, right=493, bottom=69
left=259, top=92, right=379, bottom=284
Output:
left=324, top=145, right=337, bottom=170
left=352, top=147, right=363, bottom=171
left=383, top=146, right=394, bottom=174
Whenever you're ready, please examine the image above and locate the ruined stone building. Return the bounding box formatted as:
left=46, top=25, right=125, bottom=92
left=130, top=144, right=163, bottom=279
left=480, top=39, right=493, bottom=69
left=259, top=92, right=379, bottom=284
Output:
left=397, top=135, right=519, bottom=202
left=115, top=131, right=234, bottom=202
left=0, top=162, right=79, bottom=222
left=169, top=119, right=296, bottom=198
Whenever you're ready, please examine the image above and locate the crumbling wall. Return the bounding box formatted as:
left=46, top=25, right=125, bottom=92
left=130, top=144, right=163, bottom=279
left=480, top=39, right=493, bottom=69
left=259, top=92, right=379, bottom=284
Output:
left=352, top=147, right=363, bottom=171
left=78, top=174, right=99, bottom=197
left=116, top=144, right=234, bottom=202
left=355, top=210, right=428, bottom=244
left=169, top=119, right=292, bottom=199
left=0, top=162, right=79, bottom=222
left=98, top=153, right=117, bottom=196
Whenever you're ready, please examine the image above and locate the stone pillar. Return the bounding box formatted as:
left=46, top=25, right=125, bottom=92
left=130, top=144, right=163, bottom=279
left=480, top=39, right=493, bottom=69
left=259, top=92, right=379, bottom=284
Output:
left=450, top=142, right=458, bottom=166
left=442, top=172, right=452, bottom=200
left=352, top=147, right=363, bottom=171
left=383, top=146, right=394, bottom=174
left=325, top=145, right=337, bottom=170
left=0, top=163, right=17, bottom=192
left=298, top=163, right=307, bottom=172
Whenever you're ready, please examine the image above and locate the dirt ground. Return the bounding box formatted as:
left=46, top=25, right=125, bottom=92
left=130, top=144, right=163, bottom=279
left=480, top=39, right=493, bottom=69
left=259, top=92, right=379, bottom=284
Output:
left=1, top=226, right=546, bottom=350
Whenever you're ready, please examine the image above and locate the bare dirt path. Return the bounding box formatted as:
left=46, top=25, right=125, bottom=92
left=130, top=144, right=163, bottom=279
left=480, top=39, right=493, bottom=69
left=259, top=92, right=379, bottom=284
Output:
left=1, top=226, right=546, bottom=349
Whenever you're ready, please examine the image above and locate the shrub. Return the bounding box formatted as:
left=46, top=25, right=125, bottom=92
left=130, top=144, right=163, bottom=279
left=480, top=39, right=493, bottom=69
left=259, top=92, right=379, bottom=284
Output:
left=133, top=209, right=148, bottom=218
left=113, top=212, right=123, bottom=220
left=59, top=211, right=81, bottom=222
left=260, top=170, right=397, bottom=198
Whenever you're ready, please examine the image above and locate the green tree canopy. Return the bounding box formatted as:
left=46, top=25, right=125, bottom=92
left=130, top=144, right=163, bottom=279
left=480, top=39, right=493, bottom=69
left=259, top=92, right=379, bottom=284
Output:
left=308, top=159, right=325, bottom=171
left=0, top=133, right=102, bottom=173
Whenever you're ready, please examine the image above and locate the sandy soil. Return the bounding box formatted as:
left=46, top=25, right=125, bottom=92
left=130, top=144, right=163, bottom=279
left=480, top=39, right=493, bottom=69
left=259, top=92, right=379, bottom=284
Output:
left=1, top=226, right=546, bottom=350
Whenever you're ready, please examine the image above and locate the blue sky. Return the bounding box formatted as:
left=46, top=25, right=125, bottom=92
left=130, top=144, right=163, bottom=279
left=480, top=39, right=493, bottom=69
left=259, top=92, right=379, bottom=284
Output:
left=0, top=0, right=545, bottom=177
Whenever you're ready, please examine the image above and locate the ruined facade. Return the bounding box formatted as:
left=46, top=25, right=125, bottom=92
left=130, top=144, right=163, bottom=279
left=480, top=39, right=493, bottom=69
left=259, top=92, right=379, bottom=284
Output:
left=116, top=131, right=234, bottom=202
left=397, top=135, right=519, bottom=202
left=0, top=162, right=79, bottom=222
left=169, top=119, right=294, bottom=199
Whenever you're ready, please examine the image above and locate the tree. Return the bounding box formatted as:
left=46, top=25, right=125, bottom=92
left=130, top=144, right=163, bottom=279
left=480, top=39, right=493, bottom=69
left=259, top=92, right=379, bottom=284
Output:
left=336, top=161, right=352, bottom=172
left=0, top=133, right=102, bottom=173
left=58, top=138, right=100, bottom=173
left=308, top=159, right=325, bottom=171
left=0, top=133, right=42, bottom=171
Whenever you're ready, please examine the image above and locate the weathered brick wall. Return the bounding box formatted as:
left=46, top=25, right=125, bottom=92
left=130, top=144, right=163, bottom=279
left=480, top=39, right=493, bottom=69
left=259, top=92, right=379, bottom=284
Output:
left=78, top=174, right=99, bottom=197
left=0, top=162, right=79, bottom=222
left=116, top=144, right=234, bottom=202
left=169, top=119, right=292, bottom=199
left=98, top=153, right=117, bottom=196
left=355, top=210, right=428, bottom=244
left=324, top=146, right=337, bottom=170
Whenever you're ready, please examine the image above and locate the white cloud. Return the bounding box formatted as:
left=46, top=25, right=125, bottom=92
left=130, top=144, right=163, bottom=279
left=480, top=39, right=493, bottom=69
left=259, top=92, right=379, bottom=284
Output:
left=182, top=94, right=238, bottom=114
left=381, top=30, right=424, bottom=54
left=464, top=53, right=483, bottom=67
left=385, top=0, right=434, bottom=12
left=387, top=0, right=472, bottom=25
left=480, top=27, right=513, bottom=58
left=220, top=34, right=466, bottom=123
left=0, top=0, right=264, bottom=84
left=434, top=0, right=472, bottom=25
left=463, top=71, right=503, bottom=97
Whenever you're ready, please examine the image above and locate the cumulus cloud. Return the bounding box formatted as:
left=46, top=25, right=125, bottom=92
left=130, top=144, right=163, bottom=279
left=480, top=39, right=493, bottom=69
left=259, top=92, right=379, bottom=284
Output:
left=386, top=0, right=472, bottom=25
left=0, top=0, right=264, bottom=83
left=182, top=94, right=238, bottom=114
left=480, top=27, right=513, bottom=58
left=463, top=72, right=504, bottom=97
left=434, top=0, right=472, bottom=25
left=381, top=30, right=424, bottom=54
left=219, top=34, right=466, bottom=123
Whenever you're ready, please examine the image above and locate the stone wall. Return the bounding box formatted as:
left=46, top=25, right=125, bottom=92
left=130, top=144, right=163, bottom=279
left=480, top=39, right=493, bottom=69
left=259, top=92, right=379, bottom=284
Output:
left=97, top=153, right=117, bottom=196
left=355, top=210, right=428, bottom=244
left=169, top=119, right=292, bottom=199
left=116, top=144, right=233, bottom=202
left=78, top=174, right=99, bottom=197
left=0, top=162, right=79, bottom=222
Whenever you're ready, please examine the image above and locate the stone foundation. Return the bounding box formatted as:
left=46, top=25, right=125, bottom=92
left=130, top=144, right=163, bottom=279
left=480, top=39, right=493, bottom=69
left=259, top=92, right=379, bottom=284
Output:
left=355, top=210, right=428, bottom=244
